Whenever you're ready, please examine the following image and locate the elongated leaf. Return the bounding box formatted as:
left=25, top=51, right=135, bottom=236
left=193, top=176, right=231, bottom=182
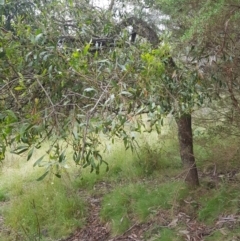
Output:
left=59, top=151, right=66, bottom=163
left=39, top=51, right=48, bottom=57
left=35, top=33, right=43, bottom=42
left=72, top=127, right=79, bottom=140
left=120, top=91, right=132, bottom=97
left=12, top=145, right=29, bottom=155
left=27, top=147, right=34, bottom=161
left=33, top=155, right=45, bottom=167
left=37, top=171, right=49, bottom=181
left=83, top=43, right=91, bottom=55
left=25, top=51, right=32, bottom=61
left=73, top=152, right=81, bottom=164
left=102, top=160, right=109, bottom=172
left=43, top=54, right=51, bottom=61
left=14, top=86, right=24, bottom=91
left=84, top=87, right=96, bottom=92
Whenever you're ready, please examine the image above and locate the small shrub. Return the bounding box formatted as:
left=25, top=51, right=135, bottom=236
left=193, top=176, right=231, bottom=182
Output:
left=132, top=139, right=182, bottom=177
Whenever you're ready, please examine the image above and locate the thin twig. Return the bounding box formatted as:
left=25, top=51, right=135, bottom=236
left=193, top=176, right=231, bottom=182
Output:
left=35, top=77, right=55, bottom=107
left=80, top=82, right=111, bottom=162
left=0, top=78, right=18, bottom=91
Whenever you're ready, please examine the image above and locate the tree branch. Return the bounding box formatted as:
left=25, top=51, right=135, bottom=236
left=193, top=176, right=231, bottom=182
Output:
left=108, top=0, right=115, bottom=12
left=118, top=17, right=159, bottom=46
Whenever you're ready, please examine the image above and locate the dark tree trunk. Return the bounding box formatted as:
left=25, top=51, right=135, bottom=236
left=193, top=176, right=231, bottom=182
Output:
left=176, top=114, right=200, bottom=187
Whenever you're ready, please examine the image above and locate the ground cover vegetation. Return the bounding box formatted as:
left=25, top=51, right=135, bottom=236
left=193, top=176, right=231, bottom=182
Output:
left=1, top=119, right=240, bottom=240
left=1, top=0, right=240, bottom=240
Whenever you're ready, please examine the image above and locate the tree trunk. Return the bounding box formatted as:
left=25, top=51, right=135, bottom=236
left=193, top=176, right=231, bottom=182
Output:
left=176, top=114, right=200, bottom=187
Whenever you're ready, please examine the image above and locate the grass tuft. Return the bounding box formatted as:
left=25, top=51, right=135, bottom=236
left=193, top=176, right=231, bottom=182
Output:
left=0, top=188, right=8, bottom=201
left=100, top=181, right=184, bottom=235
left=3, top=179, right=86, bottom=240
left=0, top=151, right=86, bottom=240
left=198, top=185, right=240, bottom=225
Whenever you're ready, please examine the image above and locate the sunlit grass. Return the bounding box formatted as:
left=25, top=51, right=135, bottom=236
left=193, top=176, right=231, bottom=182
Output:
left=3, top=179, right=85, bottom=240
left=73, top=127, right=183, bottom=190
left=195, top=133, right=240, bottom=173
left=0, top=149, right=86, bottom=240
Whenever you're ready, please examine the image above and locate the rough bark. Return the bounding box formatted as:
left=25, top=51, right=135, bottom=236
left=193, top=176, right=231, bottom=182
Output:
left=117, top=17, right=159, bottom=46
left=176, top=114, right=200, bottom=187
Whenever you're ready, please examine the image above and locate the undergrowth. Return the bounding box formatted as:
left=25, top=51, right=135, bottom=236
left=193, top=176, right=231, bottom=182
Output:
left=0, top=152, right=86, bottom=241
left=1, top=116, right=240, bottom=240
left=100, top=182, right=185, bottom=235
left=3, top=180, right=85, bottom=240
left=198, top=184, right=240, bottom=225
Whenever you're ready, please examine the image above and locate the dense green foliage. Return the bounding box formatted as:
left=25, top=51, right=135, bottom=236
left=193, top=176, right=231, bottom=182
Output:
left=1, top=0, right=143, bottom=174
left=0, top=0, right=240, bottom=220
left=1, top=1, right=240, bottom=239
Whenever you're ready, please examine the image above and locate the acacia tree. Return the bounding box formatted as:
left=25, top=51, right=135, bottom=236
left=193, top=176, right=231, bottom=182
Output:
left=2, top=0, right=238, bottom=186
left=154, top=0, right=240, bottom=180
left=117, top=0, right=240, bottom=186
left=0, top=0, right=202, bottom=185
left=107, top=0, right=208, bottom=186
left=1, top=0, right=164, bottom=178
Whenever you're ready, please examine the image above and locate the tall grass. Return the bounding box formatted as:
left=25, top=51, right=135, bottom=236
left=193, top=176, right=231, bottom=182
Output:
left=0, top=150, right=86, bottom=241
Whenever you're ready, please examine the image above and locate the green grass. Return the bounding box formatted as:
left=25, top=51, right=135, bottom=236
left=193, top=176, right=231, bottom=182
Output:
left=205, top=227, right=240, bottom=241
left=100, top=182, right=185, bottom=235
left=205, top=230, right=226, bottom=241
left=198, top=185, right=240, bottom=225
left=3, top=179, right=86, bottom=240
left=0, top=188, right=8, bottom=201
left=74, top=136, right=182, bottom=190
left=132, top=138, right=182, bottom=177
left=73, top=132, right=183, bottom=192
left=73, top=141, right=140, bottom=188
left=194, top=129, right=240, bottom=173
left=150, top=227, right=181, bottom=241
left=1, top=116, right=240, bottom=240
left=0, top=150, right=86, bottom=241
left=144, top=227, right=180, bottom=241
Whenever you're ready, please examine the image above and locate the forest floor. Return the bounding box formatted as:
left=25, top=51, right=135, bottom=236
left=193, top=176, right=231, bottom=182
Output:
left=61, top=170, right=240, bottom=241
left=1, top=126, right=240, bottom=241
